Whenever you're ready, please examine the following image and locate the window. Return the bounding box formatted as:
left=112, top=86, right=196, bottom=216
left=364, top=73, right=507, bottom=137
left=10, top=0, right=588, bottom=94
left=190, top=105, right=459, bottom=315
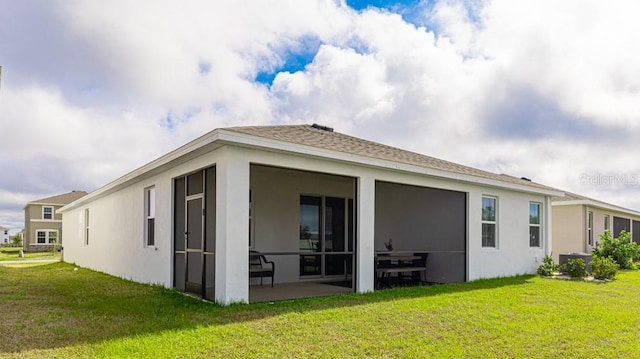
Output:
left=587, top=211, right=594, bottom=246
left=529, top=202, right=541, bottom=247
left=43, top=206, right=54, bottom=220
left=37, top=231, right=46, bottom=244
left=145, top=187, right=155, bottom=247
left=84, top=208, right=90, bottom=245
left=36, top=230, right=58, bottom=244
left=604, top=215, right=610, bottom=231
left=482, top=196, right=497, bottom=247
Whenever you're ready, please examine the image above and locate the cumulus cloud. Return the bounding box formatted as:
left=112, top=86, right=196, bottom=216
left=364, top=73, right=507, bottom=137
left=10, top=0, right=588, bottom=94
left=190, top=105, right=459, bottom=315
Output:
left=2, top=0, right=640, bottom=231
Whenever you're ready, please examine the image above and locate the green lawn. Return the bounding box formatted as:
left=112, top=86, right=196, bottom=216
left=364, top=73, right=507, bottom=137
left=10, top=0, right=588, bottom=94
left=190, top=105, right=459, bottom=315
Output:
left=1, top=262, right=640, bottom=358
left=0, top=247, right=61, bottom=261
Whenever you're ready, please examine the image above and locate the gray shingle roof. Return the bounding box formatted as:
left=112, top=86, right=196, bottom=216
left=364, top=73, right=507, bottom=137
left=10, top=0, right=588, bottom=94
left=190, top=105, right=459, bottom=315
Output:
left=226, top=124, right=561, bottom=192
left=28, top=191, right=88, bottom=206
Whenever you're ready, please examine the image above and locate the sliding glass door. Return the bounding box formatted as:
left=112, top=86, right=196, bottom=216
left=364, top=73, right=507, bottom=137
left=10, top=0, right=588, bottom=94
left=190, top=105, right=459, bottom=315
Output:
left=299, top=195, right=353, bottom=278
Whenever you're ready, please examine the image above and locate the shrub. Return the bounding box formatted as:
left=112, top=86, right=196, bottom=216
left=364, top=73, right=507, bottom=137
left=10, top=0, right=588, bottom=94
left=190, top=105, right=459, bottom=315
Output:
left=593, top=230, right=639, bottom=270
left=591, top=256, right=618, bottom=280
left=537, top=255, right=557, bottom=276
left=559, top=258, right=588, bottom=278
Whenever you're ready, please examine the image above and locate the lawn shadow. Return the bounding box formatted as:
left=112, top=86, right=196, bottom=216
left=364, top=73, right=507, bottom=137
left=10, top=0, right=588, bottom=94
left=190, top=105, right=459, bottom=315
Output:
left=0, top=262, right=535, bottom=354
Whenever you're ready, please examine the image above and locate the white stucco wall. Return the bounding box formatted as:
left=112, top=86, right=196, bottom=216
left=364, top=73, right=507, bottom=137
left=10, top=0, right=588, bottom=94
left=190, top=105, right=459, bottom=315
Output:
left=63, top=149, right=228, bottom=287
left=467, top=188, right=548, bottom=280
left=62, top=141, right=553, bottom=301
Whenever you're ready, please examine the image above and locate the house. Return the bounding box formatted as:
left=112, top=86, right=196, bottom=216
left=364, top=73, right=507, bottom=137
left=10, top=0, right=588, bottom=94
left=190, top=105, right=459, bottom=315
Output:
left=0, top=226, right=9, bottom=244
left=23, top=191, right=88, bottom=252
left=59, top=124, right=562, bottom=304
left=552, top=191, right=640, bottom=261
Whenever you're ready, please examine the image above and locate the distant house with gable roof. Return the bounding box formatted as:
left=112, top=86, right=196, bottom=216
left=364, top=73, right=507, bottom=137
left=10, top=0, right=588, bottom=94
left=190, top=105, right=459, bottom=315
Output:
left=552, top=191, right=640, bottom=261
left=23, top=191, right=88, bottom=252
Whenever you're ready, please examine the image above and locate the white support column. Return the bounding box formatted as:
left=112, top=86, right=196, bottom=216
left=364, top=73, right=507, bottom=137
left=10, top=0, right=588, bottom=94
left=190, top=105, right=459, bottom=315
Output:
left=466, top=190, right=481, bottom=281
left=356, top=175, right=375, bottom=293
left=545, top=195, right=553, bottom=257
left=215, top=147, right=250, bottom=304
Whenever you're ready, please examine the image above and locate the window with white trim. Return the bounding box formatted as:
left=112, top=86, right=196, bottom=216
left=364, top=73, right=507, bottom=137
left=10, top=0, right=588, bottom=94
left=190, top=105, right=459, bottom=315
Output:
left=587, top=211, right=593, bottom=246
left=604, top=215, right=610, bottom=231
left=145, top=187, right=155, bottom=247
left=43, top=206, right=54, bottom=220
left=36, top=230, right=58, bottom=244
left=482, top=196, right=497, bottom=247
left=529, top=202, right=542, bottom=247
left=84, top=208, right=90, bottom=245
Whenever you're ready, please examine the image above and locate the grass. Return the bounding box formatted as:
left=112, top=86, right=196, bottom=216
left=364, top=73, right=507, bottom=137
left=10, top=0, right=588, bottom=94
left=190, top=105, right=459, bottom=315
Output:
left=0, top=247, right=61, bottom=261
left=1, top=263, right=640, bottom=358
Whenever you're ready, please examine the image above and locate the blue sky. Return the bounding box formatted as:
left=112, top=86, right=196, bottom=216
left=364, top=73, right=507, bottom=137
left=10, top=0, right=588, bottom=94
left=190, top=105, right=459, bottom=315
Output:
left=255, top=36, right=322, bottom=86
left=2, top=1, right=640, bottom=232
left=255, top=0, right=431, bottom=87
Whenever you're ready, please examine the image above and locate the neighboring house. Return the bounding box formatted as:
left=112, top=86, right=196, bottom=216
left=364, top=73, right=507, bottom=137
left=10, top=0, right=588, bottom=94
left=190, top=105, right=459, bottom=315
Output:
left=0, top=226, right=9, bottom=244
left=23, top=191, right=88, bottom=252
left=59, top=124, right=562, bottom=304
left=552, top=191, right=640, bottom=261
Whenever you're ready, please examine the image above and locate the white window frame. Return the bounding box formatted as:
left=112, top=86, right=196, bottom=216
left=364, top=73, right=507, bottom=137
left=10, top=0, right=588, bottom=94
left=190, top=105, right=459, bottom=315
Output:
left=604, top=215, right=610, bottom=232
left=42, top=206, right=54, bottom=220
left=84, top=208, right=90, bottom=246
left=587, top=211, right=593, bottom=246
left=145, top=186, right=156, bottom=247
left=481, top=196, right=498, bottom=248
left=35, top=230, right=58, bottom=245
left=529, top=202, right=542, bottom=248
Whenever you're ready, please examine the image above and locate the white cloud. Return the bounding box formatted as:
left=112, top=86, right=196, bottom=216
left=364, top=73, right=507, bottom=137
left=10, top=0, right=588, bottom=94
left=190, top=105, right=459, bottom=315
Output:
left=474, top=1, right=640, bottom=127
left=2, top=0, right=640, bottom=231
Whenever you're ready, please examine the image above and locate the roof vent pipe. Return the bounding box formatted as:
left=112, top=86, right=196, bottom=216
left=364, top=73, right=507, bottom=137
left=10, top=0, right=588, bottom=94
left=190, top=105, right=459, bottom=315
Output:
left=311, top=123, right=334, bottom=132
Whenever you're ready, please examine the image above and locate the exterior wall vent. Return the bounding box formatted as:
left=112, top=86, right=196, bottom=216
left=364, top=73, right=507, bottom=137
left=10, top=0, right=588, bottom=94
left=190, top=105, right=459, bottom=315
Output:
left=311, top=123, right=334, bottom=132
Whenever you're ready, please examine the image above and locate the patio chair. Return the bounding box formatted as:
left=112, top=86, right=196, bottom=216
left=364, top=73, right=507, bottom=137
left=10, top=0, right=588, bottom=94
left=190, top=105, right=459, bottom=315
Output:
left=249, top=250, right=275, bottom=287
left=405, top=252, right=428, bottom=285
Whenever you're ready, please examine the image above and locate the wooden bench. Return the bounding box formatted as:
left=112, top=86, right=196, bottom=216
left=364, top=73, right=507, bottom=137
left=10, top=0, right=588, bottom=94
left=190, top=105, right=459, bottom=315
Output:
left=249, top=250, right=275, bottom=287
